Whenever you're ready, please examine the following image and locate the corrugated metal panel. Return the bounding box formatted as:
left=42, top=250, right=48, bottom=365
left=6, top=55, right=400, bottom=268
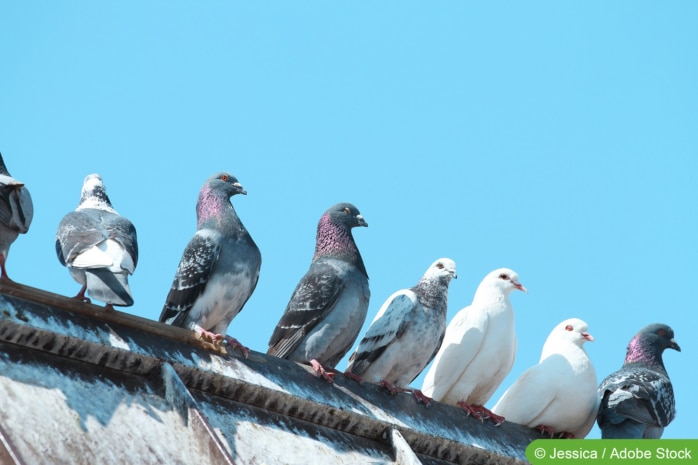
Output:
left=0, top=281, right=538, bottom=464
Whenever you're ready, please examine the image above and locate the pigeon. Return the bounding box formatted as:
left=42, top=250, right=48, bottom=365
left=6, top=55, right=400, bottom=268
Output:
left=159, top=172, right=261, bottom=357
left=0, top=152, right=33, bottom=281
left=492, top=318, right=599, bottom=438
left=267, top=203, right=370, bottom=382
left=345, top=258, right=457, bottom=404
left=56, top=174, right=138, bottom=308
left=597, top=323, right=680, bottom=439
left=421, top=268, right=526, bottom=424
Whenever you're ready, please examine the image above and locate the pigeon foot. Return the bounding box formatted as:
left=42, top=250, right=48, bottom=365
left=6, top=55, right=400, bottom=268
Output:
left=72, top=285, right=91, bottom=303
left=310, top=359, right=335, bottom=383
left=224, top=336, right=250, bottom=358
left=536, top=425, right=555, bottom=437
left=411, top=389, right=434, bottom=407
left=457, top=402, right=505, bottom=426
left=342, top=371, right=364, bottom=383
left=379, top=380, right=401, bottom=396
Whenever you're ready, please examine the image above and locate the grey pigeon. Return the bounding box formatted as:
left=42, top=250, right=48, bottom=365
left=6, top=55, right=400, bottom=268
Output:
left=159, top=172, right=261, bottom=356
left=346, top=258, right=457, bottom=404
left=56, top=174, right=138, bottom=308
left=597, top=323, right=680, bottom=439
left=492, top=318, right=599, bottom=438
left=267, top=203, right=370, bottom=382
left=0, top=152, right=33, bottom=281
left=421, top=268, right=527, bottom=424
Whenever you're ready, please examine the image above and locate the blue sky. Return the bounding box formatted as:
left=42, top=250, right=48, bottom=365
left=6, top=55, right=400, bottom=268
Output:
left=2, top=2, right=696, bottom=439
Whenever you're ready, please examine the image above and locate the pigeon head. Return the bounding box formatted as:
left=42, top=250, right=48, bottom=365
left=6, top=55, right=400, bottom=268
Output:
left=551, top=318, right=594, bottom=347
left=624, top=323, right=680, bottom=367
left=413, top=258, right=457, bottom=309
left=484, top=268, right=527, bottom=294
left=196, top=172, right=247, bottom=228
left=326, top=203, right=368, bottom=229
left=313, top=202, right=368, bottom=276
left=76, top=174, right=116, bottom=212
left=205, top=172, right=247, bottom=197
left=421, top=258, right=458, bottom=285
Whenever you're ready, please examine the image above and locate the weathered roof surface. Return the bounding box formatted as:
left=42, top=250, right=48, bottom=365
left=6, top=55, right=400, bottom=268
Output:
left=0, top=281, right=539, bottom=465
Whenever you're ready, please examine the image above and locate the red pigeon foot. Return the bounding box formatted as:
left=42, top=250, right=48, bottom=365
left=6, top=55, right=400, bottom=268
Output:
left=457, top=402, right=505, bottom=426
left=72, top=284, right=92, bottom=303
left=536, top=425, right=555, bottom=437
left=195, top=327, right=224, bottom=344
left=411, top=389, right=433, bottom=407
left=379, top=380, right=400, bottom=396
left=224, top=336, right=250, bottom=358
left=310, top=359, right=335, bottom=383
left=342, top=371, right=364, bottom=383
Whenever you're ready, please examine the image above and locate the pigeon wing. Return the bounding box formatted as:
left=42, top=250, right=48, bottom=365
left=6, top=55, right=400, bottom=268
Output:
left=0, top=176, right=33, bottom=233
left=421, top=305, right=489, bottom=399
left=159, top=231, right=221, bottom=326
left=347, top=290, right=417, bottom=376
left=267, top=261, right=345, bottom=358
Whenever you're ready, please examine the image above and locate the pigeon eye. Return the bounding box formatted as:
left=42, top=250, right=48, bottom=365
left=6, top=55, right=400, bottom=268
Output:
left=565, top=325, right=573, bottom=331
left=436, top=263, right=444, bottom=269
left=659, top=329, right=666, bottom=336
left=499, top=273, right=509, bottom=280
left=221, top=174, right=229, bottom=182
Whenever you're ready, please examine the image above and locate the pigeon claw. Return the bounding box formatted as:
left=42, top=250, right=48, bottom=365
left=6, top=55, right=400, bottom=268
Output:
left=342, top=371, right=364, bottom=384
left=536, top=425, right=555, bottom=437
left=310, top=359, right=335, bottom=383
left=224, top=336, right=250, bottom=358
left=195, top=327, right=224, bottom=345
left=411, top=389, right=433, bottom=407
left=72, top=285, right=92, bottom=304
left=379, top=380, right=400, bottom=396
left=457, top=402, right=505, bottom=426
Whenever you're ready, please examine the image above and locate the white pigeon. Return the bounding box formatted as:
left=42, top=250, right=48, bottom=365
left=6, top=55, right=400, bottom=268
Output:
left=421, top=268, right=526, bottom=424
left=345, top=258, right=457, bottom=404
left=492, top=318, right=599, bottom=438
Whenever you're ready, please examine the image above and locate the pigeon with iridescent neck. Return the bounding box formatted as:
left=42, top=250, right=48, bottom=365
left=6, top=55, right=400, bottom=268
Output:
left=597, top=323, right=680, bottom=439
left=56, top=174, right=138, bottom=308
left=159, top=172, right=261, bottom=357
left=268, top=203, right=369, bottom=382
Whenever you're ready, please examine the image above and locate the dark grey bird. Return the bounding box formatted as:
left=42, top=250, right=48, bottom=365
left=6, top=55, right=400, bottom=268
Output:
left=159, top=172, right=261, bottom=357
left=597, top=323, right=680, bottom=438
left=56, top=174, right=138, bottom=308
left=0, top=152, right=33, bottom=281
left=346, top=258, right=456, bottom=405
left=267, top=203, right=370, bottom=382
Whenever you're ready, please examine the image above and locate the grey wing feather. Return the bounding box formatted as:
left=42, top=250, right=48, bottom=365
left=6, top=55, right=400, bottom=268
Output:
left=0, top=177, right=33, bottom=233
left=268, top=261, right=344, bottom=358
left=159, top=232, right=220, bottom=326
left=347, top=292, right=416, bottom=376
left=598, top=367, right=674, bottom=427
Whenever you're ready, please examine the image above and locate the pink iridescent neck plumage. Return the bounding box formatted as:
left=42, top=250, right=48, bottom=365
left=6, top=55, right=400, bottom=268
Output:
left=624, top=334, right=665, bottom=370
left=313, top=212, right=367, bottom=277
left=196, top=184, right=239, bottom=230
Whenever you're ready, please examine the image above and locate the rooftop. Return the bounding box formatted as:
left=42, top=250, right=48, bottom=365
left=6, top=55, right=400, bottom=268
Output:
left=0, top=280, right=538, bottom=465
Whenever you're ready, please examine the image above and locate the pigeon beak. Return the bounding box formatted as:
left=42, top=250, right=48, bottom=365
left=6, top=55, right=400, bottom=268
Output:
left=670, top=338, right=681, bottom=352
left=512, top=280, right=527, bottom=293
left=582, top=332, right=594, bottom=342
left=233, top=182, right=247, bottom=195
left=356, top=214, right=368, bottom=227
